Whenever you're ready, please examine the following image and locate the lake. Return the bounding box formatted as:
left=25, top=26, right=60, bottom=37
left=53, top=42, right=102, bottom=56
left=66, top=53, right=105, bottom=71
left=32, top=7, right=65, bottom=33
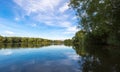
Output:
left=0, top=45, right=120, bottom=72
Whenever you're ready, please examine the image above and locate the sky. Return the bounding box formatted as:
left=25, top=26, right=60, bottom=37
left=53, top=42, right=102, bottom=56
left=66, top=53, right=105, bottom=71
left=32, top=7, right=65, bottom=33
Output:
left=0, top=0, right=79, bottom=40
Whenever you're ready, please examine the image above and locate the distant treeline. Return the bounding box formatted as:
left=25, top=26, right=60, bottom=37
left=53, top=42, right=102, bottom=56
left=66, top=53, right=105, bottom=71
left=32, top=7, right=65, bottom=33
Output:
left=0, top=36, right=63, bottom=45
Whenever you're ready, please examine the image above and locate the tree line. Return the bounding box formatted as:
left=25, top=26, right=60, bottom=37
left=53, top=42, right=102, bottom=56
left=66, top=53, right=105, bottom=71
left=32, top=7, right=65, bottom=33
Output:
left=0, top=35, right=63, bottom=46
left=0, top=35, right=52, bottom=44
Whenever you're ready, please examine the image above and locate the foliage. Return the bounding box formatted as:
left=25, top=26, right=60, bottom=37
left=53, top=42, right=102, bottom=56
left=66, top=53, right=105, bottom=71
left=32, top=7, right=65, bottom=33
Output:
left=0, top=36, right=63, bottom=47
left=69, top=0, right=120, bottom=46
left=72, top=30, right=85, bottom=45
left=53, top=40, right=64, bottom=45
left=64, top=39, right=73, bottom=46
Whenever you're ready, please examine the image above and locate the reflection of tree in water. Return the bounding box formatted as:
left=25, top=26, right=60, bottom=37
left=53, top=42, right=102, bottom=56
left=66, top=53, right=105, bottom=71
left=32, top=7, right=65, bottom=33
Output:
left=0, top=43, right=51, bottom=48
left=73, top=44, right=120, bottom=72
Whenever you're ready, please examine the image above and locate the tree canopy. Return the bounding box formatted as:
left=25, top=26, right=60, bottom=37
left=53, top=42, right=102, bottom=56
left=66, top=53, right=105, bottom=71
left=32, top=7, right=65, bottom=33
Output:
left=69, top=0, right=120, bottom=46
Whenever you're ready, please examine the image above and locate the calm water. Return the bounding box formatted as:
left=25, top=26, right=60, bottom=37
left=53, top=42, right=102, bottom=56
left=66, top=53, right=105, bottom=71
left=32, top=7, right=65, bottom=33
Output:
left=0, top=45, right=81, bottom=72
left=0, top=45, right=120, bottom=72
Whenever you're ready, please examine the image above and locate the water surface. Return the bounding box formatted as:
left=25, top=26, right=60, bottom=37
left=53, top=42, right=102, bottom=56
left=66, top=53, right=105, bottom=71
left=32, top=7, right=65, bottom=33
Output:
left=0, top=45, right=120, bottom=72
left=0, top=45, right=81, bottom=72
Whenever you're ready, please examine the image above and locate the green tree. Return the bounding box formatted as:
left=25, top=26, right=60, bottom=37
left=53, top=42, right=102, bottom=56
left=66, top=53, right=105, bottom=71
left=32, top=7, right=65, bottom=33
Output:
left=73, top=30, right=85, bottom=45
left=0, top=36, right=4, bottom=43
left=0, top=35, right=63, bottom=47
left=64, top=39, right=72, bottom=46
left=69, top=0, right=120, bottom=45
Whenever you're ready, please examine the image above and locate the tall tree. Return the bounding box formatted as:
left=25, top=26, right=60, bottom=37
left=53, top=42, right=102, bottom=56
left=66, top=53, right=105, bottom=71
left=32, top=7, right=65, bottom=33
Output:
left=69, top=0, right=120, bottom=45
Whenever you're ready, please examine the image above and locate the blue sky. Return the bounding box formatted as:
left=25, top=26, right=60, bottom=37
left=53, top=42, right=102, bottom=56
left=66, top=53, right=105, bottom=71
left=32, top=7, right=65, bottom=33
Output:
left=0, top=0, right=79, bottom=40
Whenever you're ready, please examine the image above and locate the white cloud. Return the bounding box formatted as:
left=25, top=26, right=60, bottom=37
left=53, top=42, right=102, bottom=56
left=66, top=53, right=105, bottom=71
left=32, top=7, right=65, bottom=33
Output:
left=14, top=0, right=61, bottom=15
left=59, top=3, right=69, bottom=13
left=13, top=0, right=75, bottom=28
left=12, top=0, right=77, bottom=39
left=13, top=0, right=73, bottom=27
left=42, top=21, right=78, bottom=34
left=5, top=30, right=14, bottom=35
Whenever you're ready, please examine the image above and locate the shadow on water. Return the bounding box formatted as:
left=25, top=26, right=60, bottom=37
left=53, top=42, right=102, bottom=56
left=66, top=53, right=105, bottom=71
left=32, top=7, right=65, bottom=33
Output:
left=72, top=44, right=120, bottom=72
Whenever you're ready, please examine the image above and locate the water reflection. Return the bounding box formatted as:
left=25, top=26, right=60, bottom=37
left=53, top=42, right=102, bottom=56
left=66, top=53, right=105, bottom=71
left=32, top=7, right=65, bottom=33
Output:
left=73, top=44, right=120, bottom=72
left=0, top=45, right=80, bottom=72
left=0, top=43, right=51, bottom=48
left=0, top=44, right=120, bottom=72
